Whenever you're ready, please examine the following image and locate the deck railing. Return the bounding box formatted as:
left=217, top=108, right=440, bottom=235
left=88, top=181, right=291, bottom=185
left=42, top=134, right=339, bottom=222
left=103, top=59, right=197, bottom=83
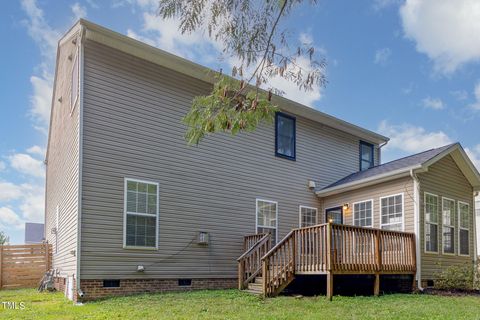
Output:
left=237, top=234, right=271, bottom=289
left=259, top=223, right=416, bottom=297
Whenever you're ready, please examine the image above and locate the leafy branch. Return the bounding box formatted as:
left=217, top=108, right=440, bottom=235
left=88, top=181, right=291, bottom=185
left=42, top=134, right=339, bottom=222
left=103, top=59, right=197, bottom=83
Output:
left=158, top=0, right=326, bottom=144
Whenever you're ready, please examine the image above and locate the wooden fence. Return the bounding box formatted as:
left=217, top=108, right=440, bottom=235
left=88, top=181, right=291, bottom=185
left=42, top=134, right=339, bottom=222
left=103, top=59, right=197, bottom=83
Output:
left=0, top=243, right=52, bottom=289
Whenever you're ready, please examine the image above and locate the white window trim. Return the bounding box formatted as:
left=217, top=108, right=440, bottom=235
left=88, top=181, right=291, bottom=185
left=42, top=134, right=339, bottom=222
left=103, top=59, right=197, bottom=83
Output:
left=255, top=198, right=278, bottom=243
left=123, top=177, right=159, bottom=250
left=424, top=192, right=439, bottom=254
left=298, top=205, right=318, bottom=228
left=70, top=47, right=80, bottom=115
left=441, top=197, right=456, bottom=256
left=458, top=201, right=470, bottom=257
left=379, top=193, right=405, bottom=231
left=352, top=199, right=374, bottom=228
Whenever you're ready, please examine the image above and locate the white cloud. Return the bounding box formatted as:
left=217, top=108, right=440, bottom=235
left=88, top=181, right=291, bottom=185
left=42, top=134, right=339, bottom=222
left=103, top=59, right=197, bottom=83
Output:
left=19, top=191, right=44, bottom=222
left=374, top=48, right=392, bottom=65
left=0, top=207, right=24, bottom=230
left=400, top=0, right=480, bottom=74
left=373, top=0, right=400, bottom=11
left=422, top=97, right=444, bottom=110
left=267, top=56, right=322, bottom=106
left=21, top=0, right=60, bottom=131
left=451, top=90, right=469, bottom=101
left=470, top=81, right=480, bottom=110
left=8, top=153, right=45, bottom=178
left=29, top=75, right=53, bottom=125
left=27, top=145, right=46, bottom=157
left=466, top=145, right=480, bottom=171
left=71, top=3, right=87, bottom=20
left=0, top=161, right=5, bottom=171
left=379, top=121, right=453, bottom=153
left=0, top=182, right=24, bottom=201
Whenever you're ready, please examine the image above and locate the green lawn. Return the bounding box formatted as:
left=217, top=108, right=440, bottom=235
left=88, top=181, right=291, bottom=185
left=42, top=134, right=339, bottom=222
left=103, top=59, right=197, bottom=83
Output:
left=1, top=289, right=480, bottom=319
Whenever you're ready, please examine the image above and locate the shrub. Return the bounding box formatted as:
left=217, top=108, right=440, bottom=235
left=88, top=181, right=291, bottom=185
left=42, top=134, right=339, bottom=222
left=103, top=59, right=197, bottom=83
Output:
left=434, top=263, right=479, bottom=291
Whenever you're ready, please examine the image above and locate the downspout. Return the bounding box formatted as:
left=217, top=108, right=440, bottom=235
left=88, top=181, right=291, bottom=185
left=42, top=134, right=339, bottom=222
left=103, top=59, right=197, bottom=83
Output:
left=410, top=169, right=423, bottom=291
left=377, top=141, right=388, bottom=165
left=76, top=24, right=86, bottom=301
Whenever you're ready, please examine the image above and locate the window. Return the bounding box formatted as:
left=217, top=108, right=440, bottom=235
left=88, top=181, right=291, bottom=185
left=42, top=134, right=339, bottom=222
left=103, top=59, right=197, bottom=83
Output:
left=275, top=112, right=296, bottom=160
left=71, top=50, right=79, bottom=111
left=124, top=178, right=159, bottom=249
left=299, top=206, right=318, bottom=227
left=380, top=194, right=403, bottom=231
left=458, top=202, right=469, bottom=256
left=353, top=200, right=373, bottom=227
left=256, top=199, right=277, bottom=243
left=359, top=141, right=374, bottom=171
left=424, top=193, right=439, bottom=253
left=442, top=198, right=455, bottom=254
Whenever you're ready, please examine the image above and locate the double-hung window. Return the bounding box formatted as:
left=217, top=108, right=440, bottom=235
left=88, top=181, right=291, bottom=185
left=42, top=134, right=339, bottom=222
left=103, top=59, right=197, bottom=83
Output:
left=458, top=201, right=470, bottom=256
left=353, top=200, right=373, bottom=227
left=275, top=112, right=296, bottom=160
left=442, top=198, right=455, bottom=254
left=359, top=141, right=374, bottom=171
left=424, top=193, right=438, bottom=253
left=256, top=199, right=278, bottom=243
left=124, top=178, right=159, bottom=249
left=380, top=194, right=403, bottom=231
left=299, top=206, right=318, bottom=227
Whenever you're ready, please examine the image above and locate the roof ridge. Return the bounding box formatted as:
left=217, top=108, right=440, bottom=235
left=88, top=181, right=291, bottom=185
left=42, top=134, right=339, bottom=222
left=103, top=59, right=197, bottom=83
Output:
left=375, top=142, right=457, bottom=168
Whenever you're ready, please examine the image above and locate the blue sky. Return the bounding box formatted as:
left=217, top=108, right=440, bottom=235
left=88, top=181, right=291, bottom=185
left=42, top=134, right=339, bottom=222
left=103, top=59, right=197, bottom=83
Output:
left=1, top=0, right=479, bottom=244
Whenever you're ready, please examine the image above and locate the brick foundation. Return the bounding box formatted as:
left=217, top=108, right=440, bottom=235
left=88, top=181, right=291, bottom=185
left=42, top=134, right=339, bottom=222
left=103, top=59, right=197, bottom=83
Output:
left=79, top=278, right=237, bottom=301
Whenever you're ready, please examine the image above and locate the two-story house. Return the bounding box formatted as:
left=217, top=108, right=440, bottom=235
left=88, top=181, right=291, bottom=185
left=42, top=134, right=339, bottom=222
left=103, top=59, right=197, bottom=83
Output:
left=45, top=20, right=480, bottom=302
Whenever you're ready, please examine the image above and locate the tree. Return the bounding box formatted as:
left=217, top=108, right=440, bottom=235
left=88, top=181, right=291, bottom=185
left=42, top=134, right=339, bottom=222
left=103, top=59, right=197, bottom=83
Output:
left=158, top=0, right=326, bottom=144
left=0, top=231, right=9, bottom=245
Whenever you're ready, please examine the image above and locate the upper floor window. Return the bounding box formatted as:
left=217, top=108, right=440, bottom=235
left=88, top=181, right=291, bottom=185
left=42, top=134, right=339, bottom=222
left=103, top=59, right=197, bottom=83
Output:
left=275, top=112, right=296, bottom=160
left=124, top=178, right=159, bottom=249
left=299, top=206, right=317, bottom=227
left=380, top=194, right=403, bottom=231
left=360, top=141, right=374, bottom=171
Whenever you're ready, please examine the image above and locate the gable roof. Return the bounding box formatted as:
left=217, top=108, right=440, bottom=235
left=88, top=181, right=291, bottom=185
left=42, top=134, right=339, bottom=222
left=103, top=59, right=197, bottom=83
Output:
left=316, top=143, right=480, bottom=197
left=59, top=19, right=388, bottom=145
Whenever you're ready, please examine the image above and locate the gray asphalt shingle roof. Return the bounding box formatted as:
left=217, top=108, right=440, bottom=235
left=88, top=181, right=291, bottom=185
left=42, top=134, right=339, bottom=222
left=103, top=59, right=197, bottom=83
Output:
left=320, top=143, right=457, bottom=191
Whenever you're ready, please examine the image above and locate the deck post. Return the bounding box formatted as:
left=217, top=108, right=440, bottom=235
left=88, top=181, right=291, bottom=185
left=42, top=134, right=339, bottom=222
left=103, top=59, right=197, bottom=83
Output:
left=238, top=261, right=245, bottom=290
left=326, top=222, right=333, bottom=301
left=262, top=260, right=268, bottom=297
left=374, top=273, right=380, bottom=296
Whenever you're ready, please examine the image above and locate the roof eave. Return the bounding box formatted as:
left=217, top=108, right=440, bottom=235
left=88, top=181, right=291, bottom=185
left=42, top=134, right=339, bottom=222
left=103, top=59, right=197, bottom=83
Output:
left=315, top=165, right=423, bottom=197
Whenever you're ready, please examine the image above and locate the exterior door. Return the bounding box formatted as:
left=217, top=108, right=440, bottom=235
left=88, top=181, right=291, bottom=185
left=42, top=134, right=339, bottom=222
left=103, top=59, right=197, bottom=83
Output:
left=325, top=207, right=343, bottom=224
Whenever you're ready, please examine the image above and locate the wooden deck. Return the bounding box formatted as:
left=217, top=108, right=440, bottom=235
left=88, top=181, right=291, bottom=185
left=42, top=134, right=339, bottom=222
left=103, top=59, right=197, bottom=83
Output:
left=238, top=223, right=416, bottom=299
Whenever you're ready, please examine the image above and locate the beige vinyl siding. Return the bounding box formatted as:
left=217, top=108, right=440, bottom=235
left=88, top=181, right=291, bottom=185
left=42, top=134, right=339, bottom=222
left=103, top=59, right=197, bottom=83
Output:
left=45, top=33, right=80, bottom=278
left=79, top=39, right=376, bottom=279
left=418, top=155, right=474, bottom=280
left=321, top=177, right=414, bottom=231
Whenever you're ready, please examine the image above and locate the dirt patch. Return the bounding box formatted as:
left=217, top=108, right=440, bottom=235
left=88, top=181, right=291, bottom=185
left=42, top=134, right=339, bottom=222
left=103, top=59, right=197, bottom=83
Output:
left=422, top=288, right=480, bottom=297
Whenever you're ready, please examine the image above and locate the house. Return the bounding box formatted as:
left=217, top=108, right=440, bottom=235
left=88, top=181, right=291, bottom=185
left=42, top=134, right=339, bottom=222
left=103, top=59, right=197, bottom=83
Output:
left=476, top=196, right=480, bottom=255
left=45, top=19, right=480, bottom=302
left=24, top=222, right=44, bottom=244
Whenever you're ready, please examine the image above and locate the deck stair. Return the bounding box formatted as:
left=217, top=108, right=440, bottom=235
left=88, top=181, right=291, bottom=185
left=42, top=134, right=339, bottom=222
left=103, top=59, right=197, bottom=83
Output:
left=237, top=223, right=416, bottom=299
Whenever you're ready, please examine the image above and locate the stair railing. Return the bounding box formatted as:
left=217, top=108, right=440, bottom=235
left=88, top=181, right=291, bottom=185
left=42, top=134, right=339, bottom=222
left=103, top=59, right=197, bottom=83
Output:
left=237, top=233, right=271, bottom=290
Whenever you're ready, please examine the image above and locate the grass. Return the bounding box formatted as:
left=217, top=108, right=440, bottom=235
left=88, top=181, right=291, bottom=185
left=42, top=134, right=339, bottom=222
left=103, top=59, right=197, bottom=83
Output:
left=1, top=289, right=480, bottom=319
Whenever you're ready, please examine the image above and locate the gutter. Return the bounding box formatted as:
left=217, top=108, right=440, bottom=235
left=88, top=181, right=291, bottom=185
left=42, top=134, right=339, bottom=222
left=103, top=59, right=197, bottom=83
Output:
left=76, top=24, right=86, bottom=301
left=410, top=169, right=423, bottom=291
left=316, top=165, right=423, bottom=197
